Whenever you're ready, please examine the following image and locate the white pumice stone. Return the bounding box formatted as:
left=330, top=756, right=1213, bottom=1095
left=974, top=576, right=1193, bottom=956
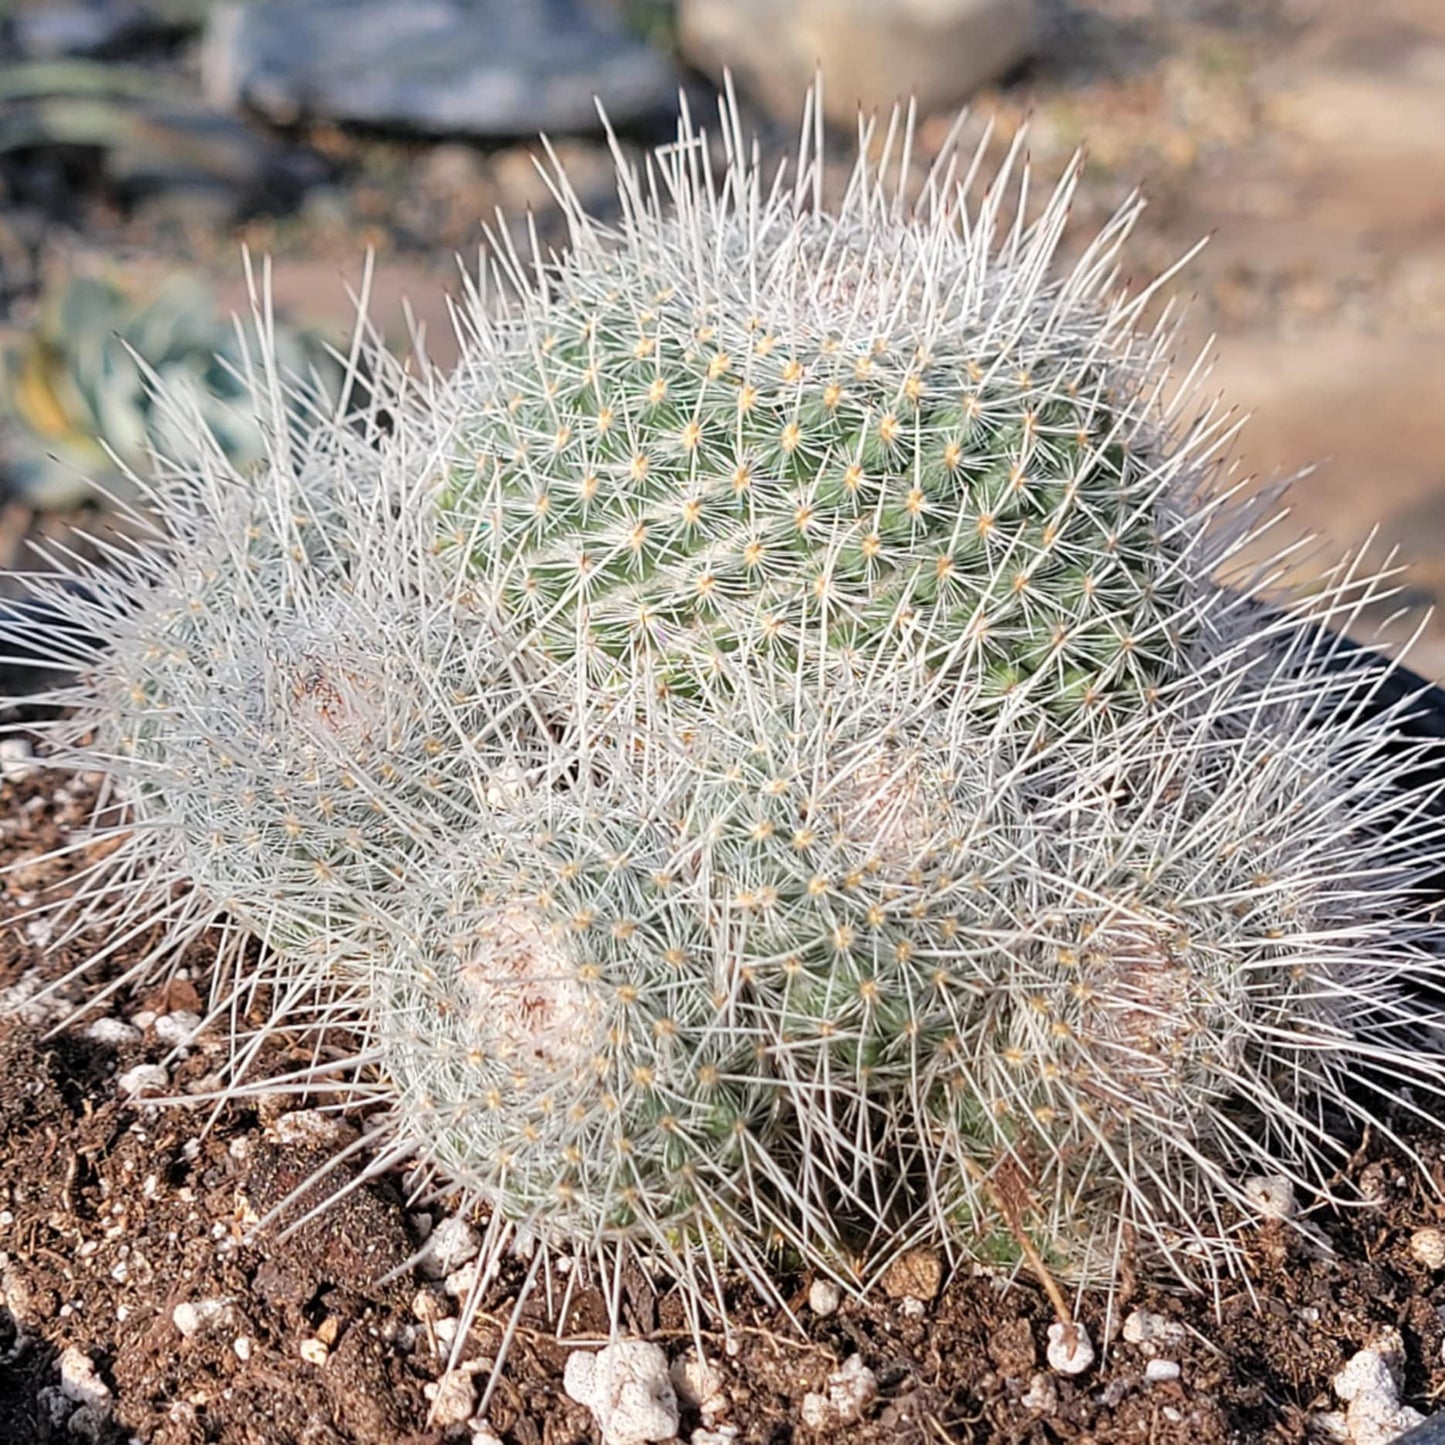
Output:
left=563, top=1342, right=678, bottom=1445
left=800, top=1355, right=878, bottom=1429
left=118, top=1065, right=168, bottom=1099
left=1243, top=1174, right=1297, bottom=1220
left=1333, top=1348, right=1425, bottom=1445
left=419, top=1217, right=481, bottom=1279
left=807, top=1279, right=840, bottom=1317
left=1046, top=1321, right=1096, bottom=1376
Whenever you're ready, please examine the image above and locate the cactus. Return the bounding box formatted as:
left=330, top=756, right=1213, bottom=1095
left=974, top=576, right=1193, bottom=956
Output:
left=2, top=89, right=1444, bottom=1373
left=436, top=110, right=1244, bottom=724
left=910, top=621, right=1445, bottom=1283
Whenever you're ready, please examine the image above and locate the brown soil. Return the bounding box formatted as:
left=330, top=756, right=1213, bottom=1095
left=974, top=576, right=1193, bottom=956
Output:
left=2, top=769, right=1445, bottom=1445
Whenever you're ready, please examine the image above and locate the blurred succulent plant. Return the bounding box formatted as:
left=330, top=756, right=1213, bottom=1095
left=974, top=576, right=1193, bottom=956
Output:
left=0, top=269, right=338, bottom=508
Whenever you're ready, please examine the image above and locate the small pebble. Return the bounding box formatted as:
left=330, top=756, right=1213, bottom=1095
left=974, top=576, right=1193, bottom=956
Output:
left=57, top=1346, right=111, bottom=1411
left=1121, top=1309, right=1186, bottom=1355
left=880, top=1248, right=943, bottom=1302
left=37, top=1385, right=71, bottom=1429
left=412, top=1289, right=449, bottom=1323
left=0, top=739, right=36, bottom=783
left=800, top=1354, right=878, bottom=1429
left=420, top=1218, right=481, bottom=1279
left=426, top=1367, right=477, bottom=1429
left=444, top=1258, right=484, bottom=1299
left=1410, top=1227, right=1445, bottom=1270
left=152, top=1011, right=203, bottom=1048
left=1145, top=1359, right=1182, bottom=1384
left=271, top=1109, right=359, bottom=1149
left=1046, top=1321, right=1095, bottom=1376
left=118, top=1064, right=168, bottom=1099
left=67, top=1404, right=110, bottom=1443
left=1243, top=1174, right=1296, bottom=1220
left=0, top=972, right=67, bottom=1025
left=233, top=1337, right=252, bottom=1363
left=669, top=1353, right=726, bottom=1418
left=898, top=1296, right=927, bottom=1320
left=299, top=1338, right=329, bottom=1366
left=22, top=918, right=53, bottom=947
left=807, top=1279, right=840, bottom=1317
left=172, top=1299, right=232, bottom=1338
left=1334, top=1347, right=1425, bottom=1445
left=84, top=1018, right=140, bottom=1046
left=1020, top=1373, right=1058, bottom=1414
left=471, top=1424, right=505, bottom=1445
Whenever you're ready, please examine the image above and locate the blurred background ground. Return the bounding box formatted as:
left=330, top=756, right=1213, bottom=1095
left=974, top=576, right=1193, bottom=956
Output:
left=0, top=0, right=1442, bottom=670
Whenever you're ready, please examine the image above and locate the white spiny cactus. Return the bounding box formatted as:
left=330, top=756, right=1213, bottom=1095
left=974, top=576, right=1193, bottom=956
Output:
left=436, top=93, right=1254, bottom=724
left=2, top=89, right=1444, bottom=1384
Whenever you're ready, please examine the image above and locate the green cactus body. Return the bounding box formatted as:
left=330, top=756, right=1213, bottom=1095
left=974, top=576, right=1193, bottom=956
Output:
left=438, top=189, right=1218, bottom=724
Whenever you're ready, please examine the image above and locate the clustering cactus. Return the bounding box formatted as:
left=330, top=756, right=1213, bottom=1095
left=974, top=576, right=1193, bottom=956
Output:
left=4, top=89, right=1445, bottom=1373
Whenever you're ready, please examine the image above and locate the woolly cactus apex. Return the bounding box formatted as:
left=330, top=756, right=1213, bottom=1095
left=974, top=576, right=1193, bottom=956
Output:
left=369, top=795, right=782, bottom=1253
left=435, top=94, right=1250, bottom=722
left=661, top=682, right=1008, bottom=1230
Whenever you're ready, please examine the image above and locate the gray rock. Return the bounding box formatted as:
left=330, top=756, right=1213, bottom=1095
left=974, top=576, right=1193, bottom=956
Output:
left=202, top=0, right=679, bottom=138
left=679, top=0, right=1036, bottom=127
left=8, top=1, right=171, bottom=59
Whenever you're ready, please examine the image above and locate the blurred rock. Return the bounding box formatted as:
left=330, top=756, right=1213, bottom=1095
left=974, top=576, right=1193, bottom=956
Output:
left=4, top=0, right=207, bottom=60
left=679, top=0, right=1036, bottom=126
left=202, top=0, right=680, bottom=138
left=0, top=62, right=327, bottom=220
